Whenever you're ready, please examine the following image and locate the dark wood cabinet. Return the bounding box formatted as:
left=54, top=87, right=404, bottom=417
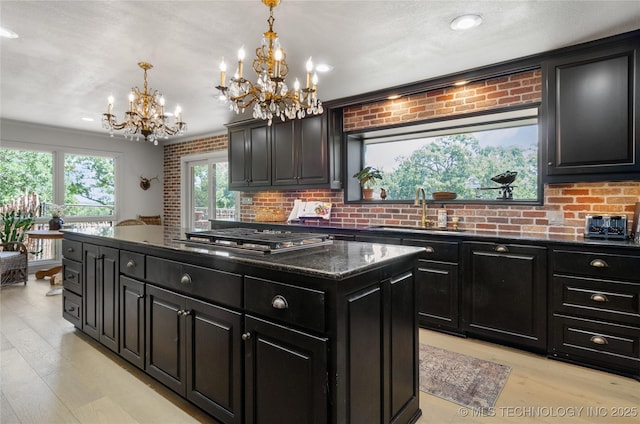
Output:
left=549, top=247, right=640, bottom=379
left=119, top=276, right=145, bottom=369
left=228, top=122, right=271, bottom=189
left=145, top=284, right=243, bottom=424
left=272, top=115, right=328, bottom=187
left=244, top=315, right=327, bottom=424
left=543, top=37, right=640, bottom=182
left=462, top=241, right=547, bottom=351
left=403, top=238, right=460, bottom=334
left=83, top=243, right=119, bottom=352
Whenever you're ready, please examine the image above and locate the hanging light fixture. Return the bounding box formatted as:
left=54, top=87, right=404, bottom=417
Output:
left=102, top=62, right=187, bottom=145
left=215, top=0, right=323, bottom=125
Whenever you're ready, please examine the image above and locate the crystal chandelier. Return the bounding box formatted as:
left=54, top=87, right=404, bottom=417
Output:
left=216, top=0, right=323, bottom=126
left=102, top=62, right=187, bottom=145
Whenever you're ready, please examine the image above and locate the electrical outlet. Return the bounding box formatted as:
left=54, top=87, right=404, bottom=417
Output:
left=548, top=210, right=564, bottom=225
left=241, top=197, right=253, bottom=205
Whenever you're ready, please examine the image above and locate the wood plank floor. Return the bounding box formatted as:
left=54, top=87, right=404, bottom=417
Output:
left=1, top=276, right=638, bottom=423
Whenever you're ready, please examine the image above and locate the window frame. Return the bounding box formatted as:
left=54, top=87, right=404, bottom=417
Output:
left=344, top=104, right=543, bottom=206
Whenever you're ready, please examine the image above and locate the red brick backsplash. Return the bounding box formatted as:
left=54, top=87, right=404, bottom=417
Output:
left=240, top=182, right=639, bottom=236
left=343, top=70, right=542, bottom=132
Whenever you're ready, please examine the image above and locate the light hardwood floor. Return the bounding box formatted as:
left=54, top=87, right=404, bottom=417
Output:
left=1, top=275, right=638, bottom=424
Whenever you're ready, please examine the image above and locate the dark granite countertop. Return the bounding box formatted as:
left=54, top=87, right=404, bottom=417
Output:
left=62, top=226, right=424, bottom=280
left=210, top=219, right=640, bottom=250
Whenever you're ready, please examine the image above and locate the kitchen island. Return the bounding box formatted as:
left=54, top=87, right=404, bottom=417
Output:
left=61, top=226, right=424, bottom=424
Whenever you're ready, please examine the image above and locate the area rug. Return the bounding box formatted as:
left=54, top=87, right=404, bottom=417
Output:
left=418, top=344, right=511, bottom=410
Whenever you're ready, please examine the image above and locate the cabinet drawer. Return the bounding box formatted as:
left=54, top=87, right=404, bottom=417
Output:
left=62, top=239, right=82, bottom=262
left=62, top=258, right=82, bottom=295
left=245, top=276, right=325, bottom=333
left=553, top=275, right=640, bottom=325
left=403, top=239, right=459, bottom=263
left=63, top=289, right=82, bottom=329
left=120, top=250, right=145, bottom=279
left=146, top=256, right=242, bottom=309
left=553, top=249, right=640, bottom=282
left=552, top=314, right=639, bottom=375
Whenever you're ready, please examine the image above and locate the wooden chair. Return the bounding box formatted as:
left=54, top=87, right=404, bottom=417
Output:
left=115, top=219, right=147, bottom=226
left=0, top=242, right=28, bottom=286
left=137, top=214, right=162, bottom=225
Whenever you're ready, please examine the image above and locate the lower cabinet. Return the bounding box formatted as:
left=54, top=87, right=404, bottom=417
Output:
left=243, top=315, right=328, bottom=424
left=83, top=243, right=119, bottom=352
left=119, top=276, right=145, bottom=369
left=146, top=285, right=243, bottom=424
left=462, top=241, right=547, bottom=351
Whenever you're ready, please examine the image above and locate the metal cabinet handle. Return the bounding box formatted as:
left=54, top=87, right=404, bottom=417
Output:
left=590, top=293, right=608, bottom=303
left=137, top=294, right=144, bottom=300
left=127, top=259, right=135, bottom=268
left=271, top=295, right=289, bottom=310
left=242, top=332, right=251, bottom=341
left=425, top=246, right=435, bottom=253
left=180, top=274, right=192, bottom=285
left=589, top=259, right=609, bottom=268
left=67, top=247, right=74, bottom=252
left=178, top=310, right=191, bottom=317
left=66, top=274, right=75, bottom=280
left=495, top=245, right=509, bottom=253
left=67, top=306, right=76, bottom=312
left=590, top=336, right=608, bottom=345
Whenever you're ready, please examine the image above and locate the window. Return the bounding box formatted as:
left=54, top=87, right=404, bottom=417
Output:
left=348, top=106, right=540, bottom=203
left=182, top=152, right=238, bottom=230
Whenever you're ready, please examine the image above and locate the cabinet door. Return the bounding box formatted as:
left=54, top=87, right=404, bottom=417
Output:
left=544, top=41, right=640, bottom=181
left=416, top=260, right=459, bottom=332
left=462, top=242, right=547, bottom=351
left=248, top=125, right=271, bottom=187
left=244, top=315, right=327, bottom=424
left=99, top=246, right=119, bottom=352
left=119, top=276, right=145, bottom=369
left=82, top=243, right=100, bottom=340
left=186, top=298, right=242, bottom=424
left=146, top=285, right=186, bottom=395
left=271, top=120, right=298, bottom=186
left=228, top=127, right=249, bottom=189
left=298, top=115, right=328, bottom=185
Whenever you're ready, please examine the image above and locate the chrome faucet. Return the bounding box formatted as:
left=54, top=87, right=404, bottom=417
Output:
left=414, top=187, right=428, bottom=228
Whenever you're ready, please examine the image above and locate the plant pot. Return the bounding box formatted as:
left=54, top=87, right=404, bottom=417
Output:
left=49, top=217, right=64, bottom=230
left=362, top=188, right=374, bottom=200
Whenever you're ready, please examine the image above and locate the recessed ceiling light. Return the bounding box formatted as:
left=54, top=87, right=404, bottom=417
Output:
left=450, top=14, right=482, bottom=31
left=81, top=117, right=94, bottom=122
left=387, top=94, right=401, bottom=100
left=453, top=80, right=468, bottom=86
left=315, top=63, right=333, bottom=73
left=0, top=26, right=19, bottom=39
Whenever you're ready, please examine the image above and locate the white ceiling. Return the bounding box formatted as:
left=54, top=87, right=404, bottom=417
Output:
left=1, top=1, right=639, bottom=141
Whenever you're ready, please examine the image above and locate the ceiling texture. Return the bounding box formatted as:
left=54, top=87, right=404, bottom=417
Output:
left=1, top=1, right=639, bottom=141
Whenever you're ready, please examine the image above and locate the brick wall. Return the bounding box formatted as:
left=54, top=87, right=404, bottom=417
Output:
left=165, top=69, right=639, bottom=236
left=163, top=135, right=227, bottom=228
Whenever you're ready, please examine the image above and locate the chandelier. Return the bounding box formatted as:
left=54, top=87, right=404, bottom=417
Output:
left=102, top=62, right=187, bottom=145
left=215, top=0, right=323, bottom=125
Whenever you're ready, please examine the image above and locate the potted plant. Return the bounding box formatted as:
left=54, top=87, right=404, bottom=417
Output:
left=48, top=203, right=64, bottom=230
left=352, top=166, right=383, bottom=200
left=1, top=210, right=36, bottom=247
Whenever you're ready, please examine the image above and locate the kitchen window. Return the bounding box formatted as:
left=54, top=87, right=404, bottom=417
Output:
left=346, top=106, right=541, bottom=204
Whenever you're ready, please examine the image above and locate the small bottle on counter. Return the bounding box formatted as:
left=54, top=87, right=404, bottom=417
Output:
left=437, top=205, right=447, bottom=228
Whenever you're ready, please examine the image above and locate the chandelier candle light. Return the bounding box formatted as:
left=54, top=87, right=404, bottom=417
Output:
left=216, top=0, right=323, bottom=125
left=102, top=62, right=187, bottom=145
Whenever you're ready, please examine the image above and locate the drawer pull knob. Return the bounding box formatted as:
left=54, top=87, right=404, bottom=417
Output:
left=180, top=274, right=192, bottom=285
left=590, top=293, right=608, bottom=303
left=67, top=247, right=74, bottom=252
left=242, top=332, right=251, bottom=341
left=127, top=260, right=135, bottom=268
left=495, top=245, right=508, bottom=253
left=271, top=295, right=289, bottom=310
left=590, top=336, right=608, bottom=345
left=67, top=306, right=75, bottom=312
left=589, top=259, right=608, bottom=268
left=178, top=309, right=191, bottom=317
left=425, top=246, right=434, bottom=253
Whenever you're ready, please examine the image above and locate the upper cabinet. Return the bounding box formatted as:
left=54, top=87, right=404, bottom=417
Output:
left=543, top=36, right=640, bottom=182
left=228, top=111, right=343, bottom=191
left=228, top=122, right=271, bottom=189
left=272, top=115, right=328, bottom=187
